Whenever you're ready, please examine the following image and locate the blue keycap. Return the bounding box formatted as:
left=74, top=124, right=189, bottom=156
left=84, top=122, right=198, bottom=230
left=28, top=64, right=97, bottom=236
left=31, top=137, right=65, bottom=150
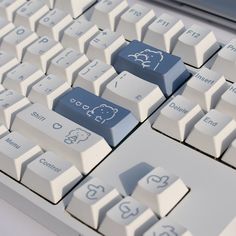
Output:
left=113, top=40, right=190, bottom=96
left=54, top=87, right=139, bottom=147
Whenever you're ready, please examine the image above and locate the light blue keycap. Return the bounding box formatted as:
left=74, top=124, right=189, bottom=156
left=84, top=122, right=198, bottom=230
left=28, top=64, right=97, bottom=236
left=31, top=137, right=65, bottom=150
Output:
left=54, top=87, right=139, bottom=147
left=113, top=40, right=190, bottom=96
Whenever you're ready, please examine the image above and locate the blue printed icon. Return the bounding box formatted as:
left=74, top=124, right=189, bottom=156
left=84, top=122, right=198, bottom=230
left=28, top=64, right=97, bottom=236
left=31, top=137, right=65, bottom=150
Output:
left=64, top=128, right=91, bottom=145
left=147, top=175, right=169, bottom=188
left=118, top=201, right=139, bottom=219
left=85, top=184, right=105, bottom=200
left=159, top=225, right=179, bottom=236
left=53, top=122, right=63, bottom=130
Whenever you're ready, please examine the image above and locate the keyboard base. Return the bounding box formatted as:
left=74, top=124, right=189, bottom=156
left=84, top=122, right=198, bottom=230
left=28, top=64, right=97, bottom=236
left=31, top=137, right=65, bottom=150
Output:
left=0, top=172, right=100, bottom=236
left=91, top=118, right=236, bottom=236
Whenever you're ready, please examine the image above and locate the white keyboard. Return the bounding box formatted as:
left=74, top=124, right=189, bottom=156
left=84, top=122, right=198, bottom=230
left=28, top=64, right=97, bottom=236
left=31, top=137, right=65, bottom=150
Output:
left=0, top=0, right=236, bottom=236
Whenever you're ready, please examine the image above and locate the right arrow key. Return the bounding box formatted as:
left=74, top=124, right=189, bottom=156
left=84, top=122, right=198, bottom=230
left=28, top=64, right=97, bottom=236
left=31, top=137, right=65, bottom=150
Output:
left=132, top=167, right=189, bottom=218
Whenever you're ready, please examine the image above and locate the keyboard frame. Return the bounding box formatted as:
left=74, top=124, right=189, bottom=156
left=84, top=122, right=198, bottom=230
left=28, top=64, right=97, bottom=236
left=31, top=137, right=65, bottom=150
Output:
left=0, top=0, right=236, bottom=235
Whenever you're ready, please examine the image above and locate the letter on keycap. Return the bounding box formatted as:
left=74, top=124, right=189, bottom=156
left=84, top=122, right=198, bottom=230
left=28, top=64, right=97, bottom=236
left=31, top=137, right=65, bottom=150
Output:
left=22, top=151, right=82, bottom=203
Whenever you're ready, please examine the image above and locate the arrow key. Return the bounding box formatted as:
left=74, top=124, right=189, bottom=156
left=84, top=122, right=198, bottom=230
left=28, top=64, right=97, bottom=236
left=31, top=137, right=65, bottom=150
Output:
left=132, top=167, right=189, bottom=217
left=67, top=177, right=122, bottom=229
left=99, top=196, right=157, bottom=236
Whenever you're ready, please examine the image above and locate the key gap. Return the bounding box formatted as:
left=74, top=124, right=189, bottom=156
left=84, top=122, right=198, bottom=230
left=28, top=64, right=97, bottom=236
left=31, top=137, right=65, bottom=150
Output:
left=165, top=187, right=191, bottom=217
left=183, top=45, right=222, bottom=69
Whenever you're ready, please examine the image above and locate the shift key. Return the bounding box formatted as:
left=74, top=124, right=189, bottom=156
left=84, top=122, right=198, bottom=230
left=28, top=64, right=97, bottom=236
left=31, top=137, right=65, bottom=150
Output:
left=54, top=87, right=139, bottom=147
left=11, top=103, right=111, bottom=174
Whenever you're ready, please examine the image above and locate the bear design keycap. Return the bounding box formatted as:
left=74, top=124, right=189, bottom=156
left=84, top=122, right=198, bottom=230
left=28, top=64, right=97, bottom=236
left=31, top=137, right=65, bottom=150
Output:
left=54, top=87, right=139, bottom=147
left=12, top=103, right=111, bottom=174
left=113, top=40, right=190, bottom=96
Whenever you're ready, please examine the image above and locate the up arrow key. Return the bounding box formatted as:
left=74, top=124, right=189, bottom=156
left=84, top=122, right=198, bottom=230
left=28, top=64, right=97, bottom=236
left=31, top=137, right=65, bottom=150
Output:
left=113, top=40, right=190, bottom=96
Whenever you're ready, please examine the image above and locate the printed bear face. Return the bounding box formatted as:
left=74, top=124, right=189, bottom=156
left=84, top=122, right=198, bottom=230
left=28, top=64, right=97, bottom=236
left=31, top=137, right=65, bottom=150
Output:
left=64, top=128, right=91, bottom=145
left=128, top=48, right=164, bottom=71
left=87, top=104, right=118, bottom=124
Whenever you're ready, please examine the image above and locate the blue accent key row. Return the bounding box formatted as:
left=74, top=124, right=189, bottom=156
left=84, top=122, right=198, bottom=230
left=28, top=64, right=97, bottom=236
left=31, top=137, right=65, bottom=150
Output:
left=113, top=40, right=190, bottom=96
left=54, top=87, right=139, bottom=147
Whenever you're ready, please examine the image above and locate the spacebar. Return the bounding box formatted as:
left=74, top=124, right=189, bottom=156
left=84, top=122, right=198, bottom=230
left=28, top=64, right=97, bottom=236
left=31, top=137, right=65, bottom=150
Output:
left=11, top=103, right=111, bottom=174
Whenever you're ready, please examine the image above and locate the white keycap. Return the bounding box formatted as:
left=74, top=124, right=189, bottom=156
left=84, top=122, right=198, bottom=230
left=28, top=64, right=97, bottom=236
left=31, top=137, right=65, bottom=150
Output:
left=90, top=0, right=128, bottom=31
left=87, top=29, right=126, bottom=64
left=216, top=83, right=236, bottom=120
left=219, top=217, right=236, bottom=236
left=211, top=39, right=236, bottom=82
left=74, top=59, right=117, bottom=96
left=0, top=131, right=42, bottom=181
left=102, top=71, right=165, bottom=122
left=99, top=196, right=157, bottom=236
left=143, top=217, right=192, bottom=236
left=1, top=26, right=38, bottom=61
left=48, top=48, right=89, bottom=85
left=67, top=177, right=122, bottom=229
left=0, top=85, right=5, bottom=93
left=61, top=18, right=99, bottom=53
left=143, top=13, right=185, bottom=53
left=41, top=0, right=54, bottom=9
left=172, top=24, right=220, bottom=68
left=22, top=151, right=82, bottom=203
left=0, top=0, right=26, bottom=21
left=55, top=0, right=96, bottom=18
left=37, top=8, right=72, bottom=41
left=23, top=36, right=63, bottom=73
left=15, top=0, right=49, bottom=31
left=116, top=4, right=155, bottom=41
left=12, top=103, right=112, bottom=174
left=28, top=74, right=70, bottom=109
left=153, top=95, right=204, bottom=141
left=3, top=63, right=44, bottom=96
left=186, top=109, right=236, bottom=157
left=182, top=68, right=228, bottom=112
left=222, top=140, right=236, bottom=168
left=0, top=89, right=30, bottom=129
left=0, top=124, right=8, bottom=138
left=0, top=18, right=14, bottom=40
left=132, top=167, right=189, bottom=217
left=0, top=51, right=18, bottom=82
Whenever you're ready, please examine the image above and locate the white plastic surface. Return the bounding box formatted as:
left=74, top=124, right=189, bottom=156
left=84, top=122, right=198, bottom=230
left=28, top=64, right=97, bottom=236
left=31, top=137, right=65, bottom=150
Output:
left=1, top=0, right=236, bottom=236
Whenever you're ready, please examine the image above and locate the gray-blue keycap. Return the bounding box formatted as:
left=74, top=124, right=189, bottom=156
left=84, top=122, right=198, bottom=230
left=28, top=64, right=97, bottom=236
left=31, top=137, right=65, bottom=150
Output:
left=113, top=40, right=190, bottom=96
left=54, top=87, right=139, bottom=147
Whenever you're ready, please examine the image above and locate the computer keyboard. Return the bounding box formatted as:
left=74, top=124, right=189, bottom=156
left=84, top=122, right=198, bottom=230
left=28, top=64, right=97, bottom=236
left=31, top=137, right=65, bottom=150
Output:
left=0, top=0, right=236, bottom=235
